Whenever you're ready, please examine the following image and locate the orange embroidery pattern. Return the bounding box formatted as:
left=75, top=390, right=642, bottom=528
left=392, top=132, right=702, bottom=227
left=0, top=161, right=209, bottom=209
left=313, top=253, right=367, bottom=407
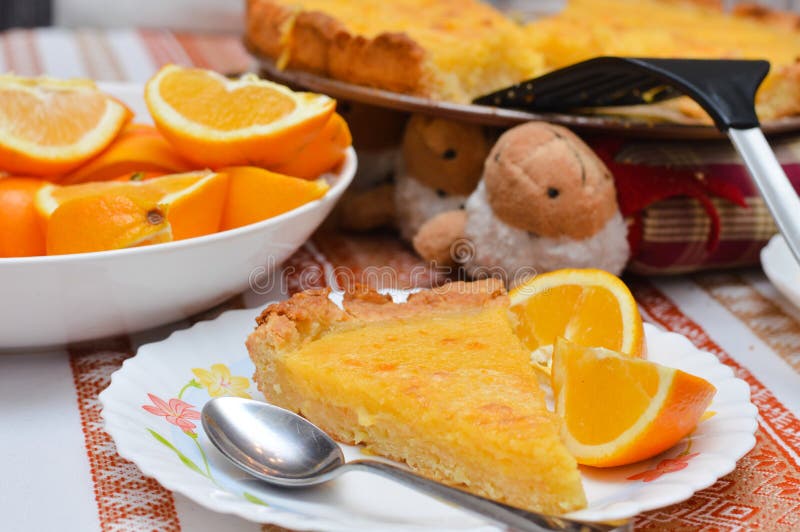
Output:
left=693, top=271, right=800, bottom=374
left=69, top=346, right=180, bottom=531
left=630, top=277, right=800, bottom=531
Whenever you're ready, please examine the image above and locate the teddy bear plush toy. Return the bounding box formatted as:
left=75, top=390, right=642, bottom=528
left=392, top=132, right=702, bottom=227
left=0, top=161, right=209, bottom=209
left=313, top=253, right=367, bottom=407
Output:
left=338, top=114, right=490, bottom=236
left=413, top=122, right=630, bottom=285
left=394, top=114, right=490, bottom=240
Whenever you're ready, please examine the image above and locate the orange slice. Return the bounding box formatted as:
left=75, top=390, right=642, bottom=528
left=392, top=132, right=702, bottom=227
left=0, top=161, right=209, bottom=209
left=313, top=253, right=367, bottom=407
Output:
left=551, top=338, right=716, bottom=467
left=39, top=171, right=228, bottom=255
left=271, top=113, right=352, bottom=180
left=61, top=124, right=192, bottom=184
left=145, top=65, right=336, bottom=168
left=220, top=166, right=329, bottom=231
left=509, top=268, right=645, bottom=372
left=0, top=75, right=132, bottom=176
left=0, top=177, right=47, bottom=257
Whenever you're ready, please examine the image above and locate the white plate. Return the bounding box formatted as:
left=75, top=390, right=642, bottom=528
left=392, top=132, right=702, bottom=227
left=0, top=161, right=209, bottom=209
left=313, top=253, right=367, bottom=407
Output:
left=100, top=295, right=757, bottom=530
left=761, top=234, right=800, bottom=309
left=0, top=83, right=356, bottom=350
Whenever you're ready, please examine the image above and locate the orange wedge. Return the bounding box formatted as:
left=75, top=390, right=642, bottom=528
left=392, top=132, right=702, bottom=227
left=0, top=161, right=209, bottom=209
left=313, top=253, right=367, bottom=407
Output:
left=61, top=124, right=192, bottom=184
left=551, top=338, right=716, bottom=467
left=39, top=171, right=228, bottom=255
left=220, top=166, right=329, bottom=231
left=271, top=113, right=352, bottom=180
left=46, top=193, right=173, bottom=255
left=0, top=75, right=132, bottom=176
left=145, top=65, right=336, bottom=168
left=509, top=269, right=645, bottom=372
left=0, top=177, right=47, bottom=257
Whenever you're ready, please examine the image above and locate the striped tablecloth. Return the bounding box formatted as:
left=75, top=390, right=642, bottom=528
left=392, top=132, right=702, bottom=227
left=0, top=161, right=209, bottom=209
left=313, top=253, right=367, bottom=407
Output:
left=1, top=28, right=799, bottom=532
left=0, top=27, right=252, bottom=80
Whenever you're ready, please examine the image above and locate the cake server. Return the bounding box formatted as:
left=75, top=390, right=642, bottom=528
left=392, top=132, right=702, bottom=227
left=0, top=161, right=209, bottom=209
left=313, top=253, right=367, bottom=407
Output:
left=202, top=396, right=630, bottom=532
left=475, top=57, right=800, bottom=264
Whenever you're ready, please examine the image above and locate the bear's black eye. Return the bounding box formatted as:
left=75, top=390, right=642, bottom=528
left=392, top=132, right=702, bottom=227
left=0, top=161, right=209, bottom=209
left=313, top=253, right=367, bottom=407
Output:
left=436, top=189, right=447, bottom=198
left=442, top=149, right=457, bottom=160
left=547, top=187, right=560, bottom=199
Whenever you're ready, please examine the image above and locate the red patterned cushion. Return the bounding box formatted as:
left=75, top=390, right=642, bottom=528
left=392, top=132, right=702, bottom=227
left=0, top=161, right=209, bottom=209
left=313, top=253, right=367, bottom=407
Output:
left=589, top=136, right=800, bottom=274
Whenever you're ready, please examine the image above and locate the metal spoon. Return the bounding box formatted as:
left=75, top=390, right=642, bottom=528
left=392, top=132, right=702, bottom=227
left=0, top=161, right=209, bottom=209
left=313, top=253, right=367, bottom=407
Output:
left=201, top=396, right=629, bottom=532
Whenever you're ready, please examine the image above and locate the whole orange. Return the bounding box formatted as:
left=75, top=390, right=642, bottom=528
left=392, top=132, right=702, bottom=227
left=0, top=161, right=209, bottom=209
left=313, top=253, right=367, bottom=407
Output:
left=0, top=177, right=47, bottom=257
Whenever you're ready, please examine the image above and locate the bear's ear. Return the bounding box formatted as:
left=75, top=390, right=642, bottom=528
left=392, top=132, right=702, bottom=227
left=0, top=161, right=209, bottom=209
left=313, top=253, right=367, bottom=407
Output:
left=402, top=115, right=490, bottom=196
left=419, top=120, right=471, bottom=165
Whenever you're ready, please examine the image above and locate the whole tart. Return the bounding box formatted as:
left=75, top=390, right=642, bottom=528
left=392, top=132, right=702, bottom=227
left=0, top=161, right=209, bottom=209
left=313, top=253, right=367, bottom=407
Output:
left=244, top=0, right=545, bottom=103
left=525, top=0, right=800, bottom=121
left=246, top=279, right=587, bottom=514
left=246, top=0, right=800, bottom=122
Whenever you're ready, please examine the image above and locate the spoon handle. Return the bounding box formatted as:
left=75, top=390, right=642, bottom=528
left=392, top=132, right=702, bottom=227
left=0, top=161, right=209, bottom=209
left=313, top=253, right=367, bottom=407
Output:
left=344, top=460, right=627, bottom=532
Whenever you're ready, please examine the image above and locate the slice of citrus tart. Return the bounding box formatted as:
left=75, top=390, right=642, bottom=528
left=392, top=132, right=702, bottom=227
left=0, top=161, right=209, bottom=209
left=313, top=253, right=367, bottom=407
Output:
left=246, top=280, right=587, bottom=514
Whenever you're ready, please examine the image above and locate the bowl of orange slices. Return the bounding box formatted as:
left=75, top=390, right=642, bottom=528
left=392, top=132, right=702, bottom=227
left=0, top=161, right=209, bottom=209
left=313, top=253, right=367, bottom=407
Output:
left=0, top=66, right=356, bottom=349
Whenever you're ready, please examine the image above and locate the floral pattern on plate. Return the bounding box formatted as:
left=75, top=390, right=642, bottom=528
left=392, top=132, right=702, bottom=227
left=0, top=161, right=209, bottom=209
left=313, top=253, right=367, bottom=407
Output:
left=141, top=363, right=269, bottom=506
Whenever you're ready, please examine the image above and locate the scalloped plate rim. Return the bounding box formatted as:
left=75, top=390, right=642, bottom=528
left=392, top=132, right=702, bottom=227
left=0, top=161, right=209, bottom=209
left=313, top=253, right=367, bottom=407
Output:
left=100, top=299, right=757, bottom=529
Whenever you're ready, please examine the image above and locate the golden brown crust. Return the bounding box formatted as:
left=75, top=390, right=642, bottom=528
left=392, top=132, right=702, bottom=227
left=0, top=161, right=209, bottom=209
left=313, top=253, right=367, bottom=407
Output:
left=328, top=32, right=426, bottom=95
left=248, top=281, right=511, bottom=395
left=249, top=280, right=507, bottom=354
left=244, top=0, right=291, bottom=63
left=249, top=287, right=346, bottom=354
left=246, top=0, right=429, bottom=95
left=344, top=278, right=507, bottom=321
left=288, top=12, right=344, bottom=73
left=758, top=62, right=800, bottom=120
left=245, top=0, right=345, bottom=74
left=254, top=287, right=334, bottom=327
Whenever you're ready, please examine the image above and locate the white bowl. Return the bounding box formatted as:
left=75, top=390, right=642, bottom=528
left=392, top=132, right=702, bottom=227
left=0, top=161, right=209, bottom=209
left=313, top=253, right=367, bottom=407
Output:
left=0, top=84, right=356, bottom=350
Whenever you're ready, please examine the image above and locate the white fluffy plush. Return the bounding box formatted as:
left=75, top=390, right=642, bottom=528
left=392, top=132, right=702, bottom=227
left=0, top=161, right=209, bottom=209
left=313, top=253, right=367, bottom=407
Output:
left=394, top=169, right=469, bottom=242
left=463, top=183, right=630, bottom=286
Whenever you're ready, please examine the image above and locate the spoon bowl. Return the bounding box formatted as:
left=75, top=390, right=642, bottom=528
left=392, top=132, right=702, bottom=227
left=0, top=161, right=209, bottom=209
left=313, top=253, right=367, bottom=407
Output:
left=202, top=396, right=344, bottom=486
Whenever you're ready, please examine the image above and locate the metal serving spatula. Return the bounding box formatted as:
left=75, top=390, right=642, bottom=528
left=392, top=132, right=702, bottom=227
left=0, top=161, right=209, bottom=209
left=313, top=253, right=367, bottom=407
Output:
left=475, top=57, right=800, bottom=263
